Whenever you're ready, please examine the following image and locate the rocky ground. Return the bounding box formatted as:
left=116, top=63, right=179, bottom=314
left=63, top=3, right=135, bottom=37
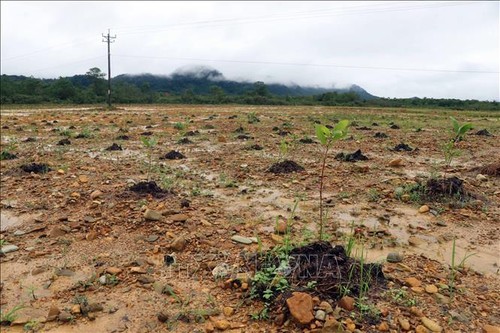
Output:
left=0, top=105, right=499, bottom=333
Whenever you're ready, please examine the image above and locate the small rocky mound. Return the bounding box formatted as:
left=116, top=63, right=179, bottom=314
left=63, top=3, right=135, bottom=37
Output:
left=23, top=137, right=37, bottom=142
left=335, top=149, right=369, bottom=162
left=425, top=177, right=469, bottom=201
left=268, top=160, right=304, bottom=174
left=475, top=162, right=500, bottom=177
left=374, top=132, right=388, bottom=138
left=236, top=134, right=253, bottom=140
left=392, top=143, right=414, bottom=152
left=389, top=124, right=400, bottom=129
left=234, top=126, right=245, bottom=133
left=20, top=163, right=51, bottom=174
left=141, top=131, right=153, bottom=136
left=161, top=150, right=186, bottom=160
left=57, top=138, right=71, bottom=146
left=475, top=129, right=492, bottom=136
left=248, top=144, right=263, bottom=150
left=105, top=143, right=123, bottom=151
left=356, top=126, right=372, bottom=130
left=129, top=181, right=168, bottom=198
left=184, top=130, right=200, bottom=136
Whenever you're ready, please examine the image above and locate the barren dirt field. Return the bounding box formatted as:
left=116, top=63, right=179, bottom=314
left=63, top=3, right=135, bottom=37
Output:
left=0, top=105, right=499, bottom=333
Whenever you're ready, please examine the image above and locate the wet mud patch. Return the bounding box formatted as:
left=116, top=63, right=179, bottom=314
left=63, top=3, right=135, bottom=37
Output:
left=105, top=143, right=123, bottom=151
left=335, top=149, right=369, bottom=162
left=374, top=132, right=388, bottom=138
left=129, top=181, right=169, bottom=198
left=20, top=163, right=51, bottom=174
left=268, top=160, right=304, bottom=174
left=161, top=150, right=186, bottom=160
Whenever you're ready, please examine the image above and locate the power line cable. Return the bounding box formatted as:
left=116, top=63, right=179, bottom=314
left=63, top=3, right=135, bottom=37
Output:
left=113, top=54, right=499, bottom=74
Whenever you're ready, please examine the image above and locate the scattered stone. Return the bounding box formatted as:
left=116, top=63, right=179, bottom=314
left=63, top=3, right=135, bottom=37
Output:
left=106, top=267, right=123, bottom=275
left=99, top=275, right=108, bottom=285
left=71, top=304, right=81, bottom=314
left=231, top=235, right=253, bottom=244
left=137, top=275, right=155, bottom=284
left=425, top=284, right=438, bottom=294
left=55, top=268, right=75, bottom=277
left=271, top=234, right=283, bottom=244
left=157, top=312, right=169, bottom=323
left=90, top=190, right=103, bottom=199
left=433, top=293, right=450, bottom=305
left=387, top=252, right=403, bottom=263
left=212, top=263, right=231, bottom=279
left=405, top=277, right=422, bottom=288
left=286, top=292, right=314, bottom=325
left=419, top=205, right=430, bottom=213
left=274, top=220, right=287, bottom=234
left=170, top=213, right=189, bottom=222
left=398, top=317, right=411, bottom=331
left=130, top=267, right=147, bottom=274
left=408, top=236, right=425, bottom=246
left=146, top=235, right=159, bottom=242
left=338, top=296, right=355, bottom=311
left=78, top=175, right=89, bottom=183
left=86, top=231, right=98, bottom=241
left=58, top=311, right=73, bottom=322
left=378, top=321, right=389, bottom=331
left=448, top=310, right=469, bottom=323
left=476, top=174, right=488, bottom=182
left=315, top=309, right=326, bottom=321
left=169, top=236, right=187, bottom=251
left=49, top=226, right=67, bottom=238
left=85, top=303, right=104, bottom=313
left=164, top=254, right=176, bottom=266
left=416, top=325, right=430, bottom=333
left=223, top=306, right=234, bottom=317
left=421, top=317, right=442, bottom=332
left=1, top=244, right=19, bottom=254
left=180, top=198, right=190, bottom=208
left=388, top=158, right=404, bottom=167
left=212, top=318, right=231, bottom=330
left=47, top=304, right=61, bottom=321
left=319, top=301, right=333, bottom=314
left=144, top=209, right=163, bottom=221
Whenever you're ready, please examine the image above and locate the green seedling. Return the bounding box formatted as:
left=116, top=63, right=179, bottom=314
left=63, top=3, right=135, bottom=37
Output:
left=141, top=136, right=158, bottom=182
left=1, top=304, right=25, bottom=325
left=315, top=120, right=350, bottom=241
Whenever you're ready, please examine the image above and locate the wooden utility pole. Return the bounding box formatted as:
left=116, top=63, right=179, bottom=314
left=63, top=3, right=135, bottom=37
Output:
left=102, top=29, right=116, bottom=108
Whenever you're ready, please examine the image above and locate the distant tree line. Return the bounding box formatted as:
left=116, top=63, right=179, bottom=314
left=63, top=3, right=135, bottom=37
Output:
left=1, top=69, right=498, bottom=111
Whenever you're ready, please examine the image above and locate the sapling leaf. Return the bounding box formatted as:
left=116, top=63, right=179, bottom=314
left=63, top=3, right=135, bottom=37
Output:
left=458, top=123, right=473, bottom=137
left=315, top=125, right=329, bottom=145
left=333, top=119, right=350, bottom=133
left=450, top=117, right=460, bottom=134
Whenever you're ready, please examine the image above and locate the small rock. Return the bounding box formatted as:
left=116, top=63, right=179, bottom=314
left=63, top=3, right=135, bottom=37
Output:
left=223, top=306, right=234, bottom=317
left=180, top=199, right=190, bottom=208
left=212, top=318, right=231, bottom=330
left=315, top=309, right=326, bottom=321
left=408, top=236, right=425, bottom=246
left=275, top=220, right=287, bottom=234
left=212, top=263, right=231, bottom=279
left=483, top=324, right=500, bottom=333
left=419, top=205, right=430, bottom=213
left=86, top=303, right=104, bottom=313
left=421, top=317, right=442, bottom=332
left=169, top=236, right=186, bottom=251
left=90, top=190, right=103, bottom=199
left=338, top=296, right=355, bottom=311
left=416, top=325, right=430, bottom=333
left=157, top=312, right=169, bottom=323
left=387, top=252, right=403, bottom=263
left=49, top=227, right=67, bottom=238
left=1, top=244, right=19, bottom=254
left=319, top=301, right=333, bottom=314
left=405, top=277, right=422, bottom=288
left=436, top=220, right=447, bottom=227
left=99, top=275, right=108, bottom=284
left=476, top=174, right=488, bottom=182
left=146, top=235, right=159, bottom=242
left=58, top=311, right=73, bottom=322
left=47, top=304, right=61, bottom=321
left=425, top=284, right=438, bottom=294
left=433, top=293, right=450, bottom=304
left=398, top=317, right=411, bottom=331
left=130, top=267, right=147, bottom=274
left=144, top=209, right=163, bottom=221
left=78, top=175, right=89, bottom=183
left=231, top=235, right=253, bottom=244
left=378, top=321, right=389, bottom=331
left=86, top=231, right=98, bottom=241
left=286, top=292, right=314, bottom=324
left=106, top=267, right=123, bottom=275
left=388, top=158, right=404, bottom=167
left=71, top=304, right=81, bottom=314
left=55, top=268, right=75, bottom=277
left=271, top=234, right=283, bottom=244
left=205, top=321, right=215, bottom=332
left=137, top=275, right=155, bottom=284
left=170, top=213, right=189, bottom=222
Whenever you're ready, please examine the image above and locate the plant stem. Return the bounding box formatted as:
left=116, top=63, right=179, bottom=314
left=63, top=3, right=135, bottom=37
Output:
left=319, top=144, right=330, bottom=241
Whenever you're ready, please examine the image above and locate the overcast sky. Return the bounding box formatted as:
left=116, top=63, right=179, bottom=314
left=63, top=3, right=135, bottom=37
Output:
left=1, top=1, right=498, bottom=100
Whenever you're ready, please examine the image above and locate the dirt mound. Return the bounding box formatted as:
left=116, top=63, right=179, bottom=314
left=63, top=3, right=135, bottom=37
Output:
left=335, top=149, right=369, bottom=162
left=425, top=177, right=468, bottom=201
left=105, top=143, right=123, bottom=151
left=129, top=181, right=168, bottom=198
left=268, top=160, right=304, bottom=174
left=392, top=143, right=414, bottom=152
left=234, top=126, right=245, bottom=133
left=356, top=126, right=372, bottom=130
left=141, top=131, right=153, bottom=136
left=116, top=135, right=130, bottom=140
left=161, top=150, right=186, bottom=160
left=475, top=129, right=492, bottom=136
left=23, top=137, right=37, bottom=142
left=185, top=130, right=200, bottom=136
left=248, top=144, right=263, bottom=150
left=374, top=132, right=388, bottom=138
left=237, top=134, right=253, bottom=140
left=20, top=163, right=51, bottom=174
left=475, top=162, right=500, bottom=177
left=57, top=138, right=71, bottom=145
